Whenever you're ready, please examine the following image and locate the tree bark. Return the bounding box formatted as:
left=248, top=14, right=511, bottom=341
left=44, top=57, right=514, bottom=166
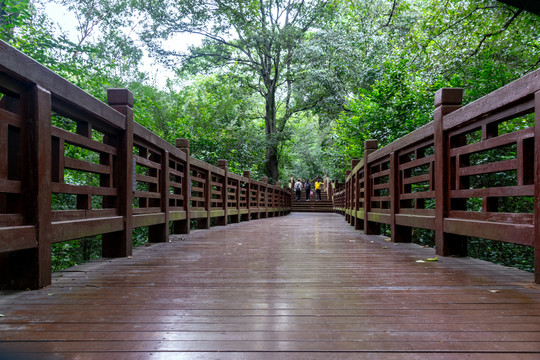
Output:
left=263, top=71, right=280, bottom=182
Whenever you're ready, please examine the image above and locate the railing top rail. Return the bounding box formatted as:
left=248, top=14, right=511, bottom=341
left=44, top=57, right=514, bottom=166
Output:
left=133, top=122, right=187, bottom=162
left=368, top=122, right=435, bottom=164
left=443, top=69, right=540, bottom=131
left=0, top=40, right=125, bottom=130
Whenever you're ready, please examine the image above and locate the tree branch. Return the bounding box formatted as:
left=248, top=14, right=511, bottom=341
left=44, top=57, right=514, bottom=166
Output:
left=384, top=0, right=397, bottom=27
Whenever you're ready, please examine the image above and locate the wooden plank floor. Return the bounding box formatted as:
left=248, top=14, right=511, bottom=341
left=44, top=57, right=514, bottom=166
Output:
left=1, top=212, right=540, bottom=359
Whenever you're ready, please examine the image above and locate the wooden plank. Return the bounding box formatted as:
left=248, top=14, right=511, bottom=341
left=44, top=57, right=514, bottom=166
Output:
left=399, top=155, right=434, bottom=171
left=399, top=208, right=435, bottom=216
left=451, top=185, right=533, bottom=198
left=0, top=225, right=36, bottom=252
left=395, top=214, right=436, bottom=230
left=400, top=191, right=435, bottom=200
left=0, top=214, right=24, bottom=226
left=458, top=159, right=517, bottom=177
left=449, top=210, right=533, bottom=224
left=444, top=218, right=533, bottom=246
left=0, top=107, right=21, bottom=127
left=135, top=173, right=159, bottom=185
left=133, top=191, right=160, bottom=199
left=51, top=217, right=124, bottom=243
left=134, top=155, right=161, bottom=170
left=51, top=183, right=117, bottom=196
left=51, top=209, right=118, bottom=222
left=169, top=210, right=186, bottom=221
left=367, top=212, right=391, bottom=224
left=0, top=213, right=537, bottom=358
left=132, top=213, right=165, bottom=228
left=64, top=157, right=110, bottom=175
left=132, top=207, right=161, bottom=215
left=0, top=178, right=20, bottom=193
left=190, top=210, right=208, bottom=219
left=51, top=127, right=117, bottom=155
left=449, top=127, right=534, bottom=156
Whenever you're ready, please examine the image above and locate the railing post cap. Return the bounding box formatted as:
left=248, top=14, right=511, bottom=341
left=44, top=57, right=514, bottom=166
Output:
left=434, top=88, right=463, bottom=107
left=243, top=170, right=251, bottom=178
left=346, top=170, right=351, bottom=176
left=107, top=88, right=134, bottom=107
left=351, top=159, right=361, bottom=167
left=275, top=181, right=281, bottom=186
left=217, top=159, right=228, bottom=169
left=364, top=139, right=378, bottom=149
left=261, top=177, right=268, bottom=183
left=175, top=138, right=190, bottom=149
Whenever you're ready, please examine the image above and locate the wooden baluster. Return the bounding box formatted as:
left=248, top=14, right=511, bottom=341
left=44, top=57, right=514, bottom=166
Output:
left=434, top=88, right=466, bottom=257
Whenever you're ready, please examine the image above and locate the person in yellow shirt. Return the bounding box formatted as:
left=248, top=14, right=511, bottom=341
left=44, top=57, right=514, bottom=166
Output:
left=315, top=179, right=322, bottom=201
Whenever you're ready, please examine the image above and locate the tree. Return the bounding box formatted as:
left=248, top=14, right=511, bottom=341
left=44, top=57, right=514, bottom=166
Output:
left=137, top=0, right=333, bottom=182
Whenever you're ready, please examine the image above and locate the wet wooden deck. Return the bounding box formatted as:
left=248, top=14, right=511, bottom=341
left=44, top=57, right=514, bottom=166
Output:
left=1, top=213, right=540, bottom=359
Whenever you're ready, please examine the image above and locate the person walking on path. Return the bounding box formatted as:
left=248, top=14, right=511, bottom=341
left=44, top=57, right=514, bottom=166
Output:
left=294, top=178, right=303, bottom=201
left=315, top=179, right=322, bottom=201
left=305, top=180, right=311, bottom=201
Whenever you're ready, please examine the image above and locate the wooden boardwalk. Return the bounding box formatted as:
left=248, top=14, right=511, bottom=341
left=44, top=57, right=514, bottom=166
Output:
left=1, top=212, right=539, bottom=359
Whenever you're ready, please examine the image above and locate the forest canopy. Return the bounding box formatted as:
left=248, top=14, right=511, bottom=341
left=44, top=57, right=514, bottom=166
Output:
left=1, top=0, right=539, bottom=183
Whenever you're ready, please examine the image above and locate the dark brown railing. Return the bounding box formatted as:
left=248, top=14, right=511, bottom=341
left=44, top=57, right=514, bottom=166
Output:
left=0, top=40, right=291, bottom=290
left=333, top=69, right=540, bottom=283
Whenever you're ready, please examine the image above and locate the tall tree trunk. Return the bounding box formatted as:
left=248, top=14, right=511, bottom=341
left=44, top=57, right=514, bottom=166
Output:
left=265, top=145, right=279, bottom=182
left=264, top=88, right=279, bottom=182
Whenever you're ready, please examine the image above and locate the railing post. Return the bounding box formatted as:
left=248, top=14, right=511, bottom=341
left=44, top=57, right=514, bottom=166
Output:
left=243, top=170, right=251, bottom=221
left=275, top=182, right=281, bottom=216
left=534, top=90, right=540, bottom=283
left=345, top=170, right=351, bottom=222
left=261, top=177, right=269, bottom=218
left=174, top=138, right=190, bottom=234
left=149, top=149, right=169, bottom=243
left=363, top=140, right=378, bottom=234
left=434, top=88, right=466, bottom=257
left=232, top=173, right=241, bottom=223
left=351, top=159, right=360, bottom=227
left=217, top=159, right=228, bottom=226
left=6, top=85, right=53, bottom=289
left=390, top=151, right=411, bottom=242
left=104, top=88, right=133, bottom=257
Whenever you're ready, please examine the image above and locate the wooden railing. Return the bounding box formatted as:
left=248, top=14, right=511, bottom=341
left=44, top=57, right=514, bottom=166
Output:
left=334, top=69, right=540, bottom=283
left=0, top=40, right=291, bottom=290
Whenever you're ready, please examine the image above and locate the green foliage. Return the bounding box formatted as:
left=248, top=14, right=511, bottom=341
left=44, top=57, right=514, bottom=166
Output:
left=324, top=0, right=540, bottom=178
left=468, top=238, right=534, bottom=272
left=51, top=236, right=102, bottom=272
left=136, top=0, right=339, bottom=181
